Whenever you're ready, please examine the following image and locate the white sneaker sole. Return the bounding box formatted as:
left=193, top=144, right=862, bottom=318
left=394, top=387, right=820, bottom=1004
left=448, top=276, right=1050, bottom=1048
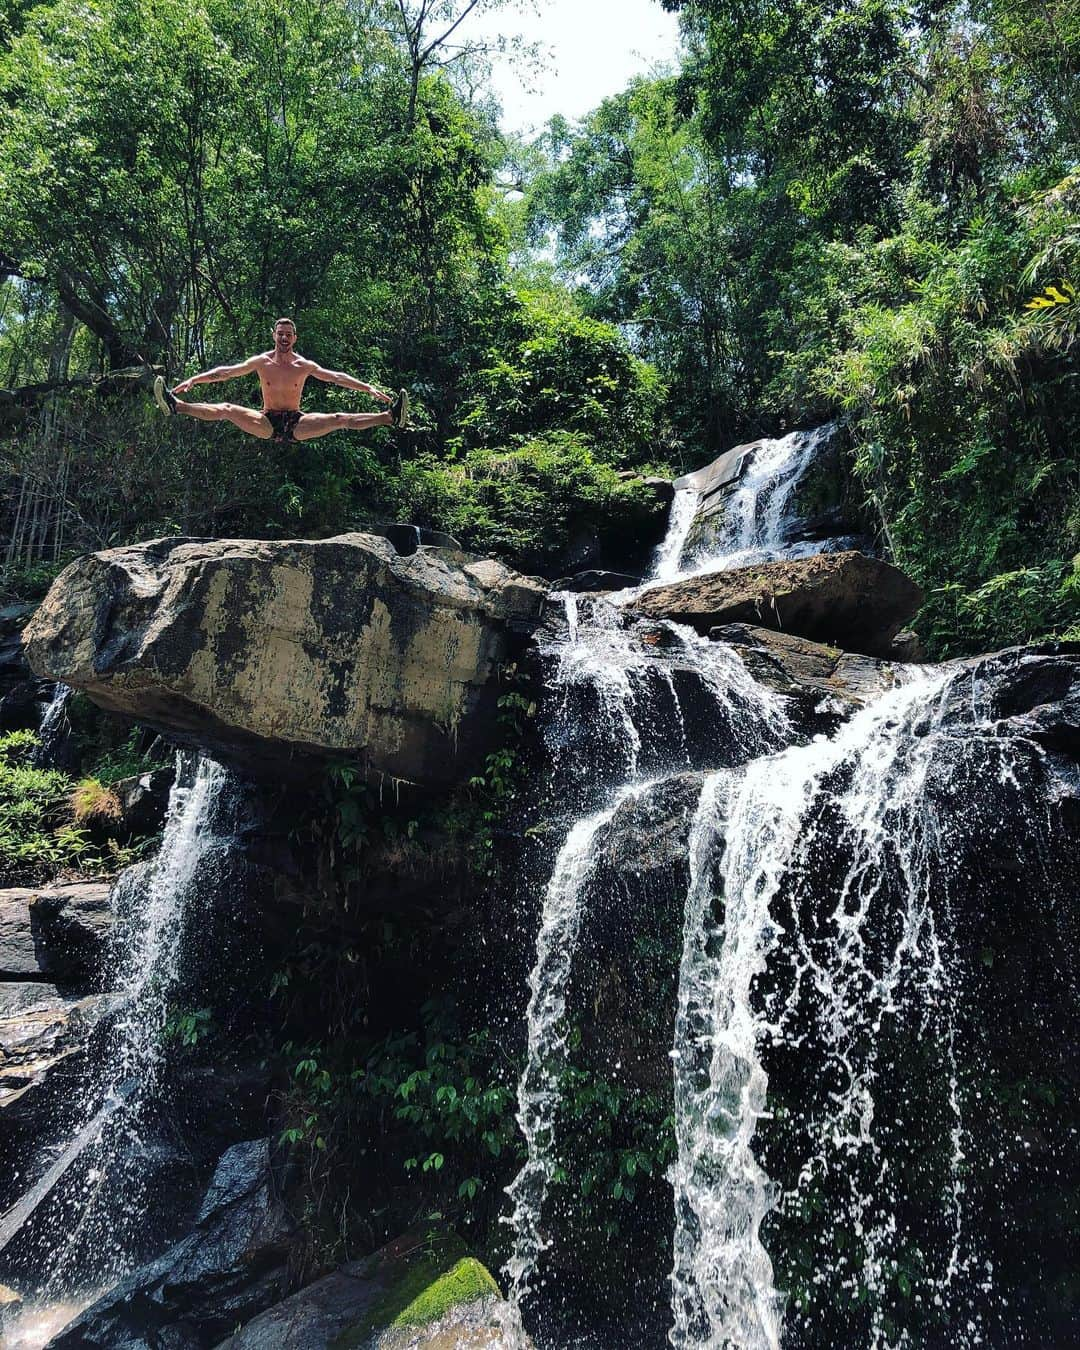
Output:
left=153, top=376, right=174, bottom=415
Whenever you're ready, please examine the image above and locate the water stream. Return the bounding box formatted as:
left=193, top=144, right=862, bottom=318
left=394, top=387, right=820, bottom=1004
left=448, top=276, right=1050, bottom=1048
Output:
left=502, top=430, right=824, bottom=1337
left=4, top=754, right=233, bottom=1346
left=33, top=683, right=72, bottom=766
left=505, top=424, right=1077, bottom=1348
left=654, top=425, right=845, bottom=584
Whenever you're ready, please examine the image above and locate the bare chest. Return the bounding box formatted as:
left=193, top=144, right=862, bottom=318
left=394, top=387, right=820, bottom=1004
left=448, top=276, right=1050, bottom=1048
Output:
left=258, top=360, right=309, bottom=411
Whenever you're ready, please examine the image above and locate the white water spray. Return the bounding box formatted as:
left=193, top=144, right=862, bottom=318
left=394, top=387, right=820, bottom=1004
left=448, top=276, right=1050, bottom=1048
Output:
left=652, top=425, right=843, bottom=585
left=4, top=754, right=232, bottom=1335
left=666, top=661, right=1041, bottom=1348
left=33, top=683, right=72, bottom=764
left=502, top=460, right=797, bottom=1337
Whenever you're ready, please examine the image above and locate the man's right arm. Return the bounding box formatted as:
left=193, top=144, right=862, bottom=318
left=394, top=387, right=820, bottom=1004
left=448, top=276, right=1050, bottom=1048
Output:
left=173, top=355, right=262, bottom=394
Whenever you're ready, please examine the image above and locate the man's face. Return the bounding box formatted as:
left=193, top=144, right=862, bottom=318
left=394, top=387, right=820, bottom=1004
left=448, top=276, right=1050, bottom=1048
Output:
left=274, top=323, right=296, bottom=353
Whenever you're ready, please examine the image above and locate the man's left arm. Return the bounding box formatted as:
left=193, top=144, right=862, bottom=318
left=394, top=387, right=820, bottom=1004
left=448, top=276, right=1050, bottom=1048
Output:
left=308, top=362, right=392, bottom=403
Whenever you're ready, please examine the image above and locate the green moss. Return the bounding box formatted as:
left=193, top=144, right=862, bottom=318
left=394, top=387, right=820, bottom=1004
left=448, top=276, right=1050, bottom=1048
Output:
left=334, top=1250, right=499, bottom=1347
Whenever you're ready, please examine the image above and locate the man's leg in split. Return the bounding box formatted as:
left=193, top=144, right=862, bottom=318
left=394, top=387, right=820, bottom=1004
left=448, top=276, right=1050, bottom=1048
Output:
left=291, top=411, right=393, bottom=442
left=175, top=400, right=274, bottom=440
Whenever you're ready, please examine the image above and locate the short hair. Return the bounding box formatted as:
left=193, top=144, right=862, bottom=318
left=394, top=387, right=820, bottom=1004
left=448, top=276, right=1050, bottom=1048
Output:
left=273, top=317, right=296, bottom=330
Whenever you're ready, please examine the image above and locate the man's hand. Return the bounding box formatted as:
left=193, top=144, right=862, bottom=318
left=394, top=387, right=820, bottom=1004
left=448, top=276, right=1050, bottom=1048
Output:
left=173, top=378, right=195, bottom=394
left=372, top=387, right=393, bottom=404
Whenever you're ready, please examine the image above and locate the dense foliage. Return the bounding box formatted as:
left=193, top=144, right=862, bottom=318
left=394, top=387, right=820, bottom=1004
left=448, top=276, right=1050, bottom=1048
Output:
left=527, top=0, right=1079, bottom=650
left=2, top=1, right=1078, bottom=1343
left=0, top=723, right=161, bottom=883
left=0, top=0, right=668, bottom=571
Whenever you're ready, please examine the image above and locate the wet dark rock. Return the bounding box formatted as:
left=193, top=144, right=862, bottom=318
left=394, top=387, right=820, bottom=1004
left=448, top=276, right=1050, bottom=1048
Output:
left=568, top=774, right=703, bottom=1094
left=628, top=551, right=922, bottom=657
left=553, top=570, right=641, bottom=593
left=0, top=882, right=113, bottom=983
left=942, top=643, right=1080, bottom=757
left=0, top=607, right=51, bottom=728
left=673, top=440, right=754, bottom=501
left=0, top=983, right=110, bottom=1120
left=111, top=766, right=174, bottom=839
left=368, top=523, right=463, bottom=556
left=23, top=535, right=548, bottom=788
left=0, top=603, right=34, bottom=631
left=780, top=507, right=865, bottom=547
left=49, top=1139, right=296, bottom=1350
left=213, top=1261, right=385, bottom=1349
left=886, top=628, right=928, bottom=663
left=709, top=622, right=902, bottom=731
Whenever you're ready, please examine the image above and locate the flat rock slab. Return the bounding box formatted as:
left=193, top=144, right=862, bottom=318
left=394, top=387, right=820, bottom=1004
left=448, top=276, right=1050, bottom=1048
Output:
left=710, top=623, right=903, bottom=708
left=23, top=535, right=548, bottom=787
left=0, top=882, right=113, bottom=982
left=0, top=985, right=110, bottom=1115
left=628, top=551, right=922, bottom=656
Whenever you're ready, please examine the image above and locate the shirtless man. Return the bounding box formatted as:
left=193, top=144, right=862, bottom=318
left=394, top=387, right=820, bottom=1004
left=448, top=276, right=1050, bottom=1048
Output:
left=152, top=317, right=408, bottom=441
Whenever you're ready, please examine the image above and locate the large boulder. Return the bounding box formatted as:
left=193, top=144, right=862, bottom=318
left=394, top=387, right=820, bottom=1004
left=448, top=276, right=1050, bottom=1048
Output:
left=22, top=536, right=548, bottom=787
left=48, top=1137, right=296, bottom=1349
left=628, top=551, right=922, bottom=656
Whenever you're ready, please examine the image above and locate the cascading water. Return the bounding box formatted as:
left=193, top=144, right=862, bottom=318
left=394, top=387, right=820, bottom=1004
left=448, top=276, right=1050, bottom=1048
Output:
left=652, top=488, right=702, bottom=584
left=668, top=674, right=952, bottom=1348
left=667, top=658, right=1078, bottom=1346
left=701, top=424, right=837, bottom=572
left=4, top=754, right=234, bottom=1347
left=653, top=425, right=850, bottom=584
left=501, top=433, right=802, bottom=1338
left=33, top=683, right=72, bottom=765
left=507, top=421, right=1078, bottom=1348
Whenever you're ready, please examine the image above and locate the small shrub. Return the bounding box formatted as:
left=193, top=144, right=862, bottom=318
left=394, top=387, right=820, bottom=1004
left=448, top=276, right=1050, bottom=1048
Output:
left=396, top=432, right=667, bottom=574
left=70, top=777, right=123, bottom=825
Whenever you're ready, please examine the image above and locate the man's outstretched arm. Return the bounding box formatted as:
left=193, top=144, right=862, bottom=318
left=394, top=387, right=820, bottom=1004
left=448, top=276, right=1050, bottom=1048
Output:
left=173, top=355, right=262, bottom=394
left=307, top=362, right=393, bottom=403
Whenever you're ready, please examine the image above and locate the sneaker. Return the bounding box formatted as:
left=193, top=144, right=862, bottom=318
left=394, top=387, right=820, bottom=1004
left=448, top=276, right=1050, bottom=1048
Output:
left=390, top=388, right=409, bottom=429
left=153, top=375, right=178, bottom=416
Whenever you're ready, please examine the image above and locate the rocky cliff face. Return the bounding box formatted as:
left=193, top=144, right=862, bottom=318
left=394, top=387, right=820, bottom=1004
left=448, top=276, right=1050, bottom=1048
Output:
left=6, top=437, right=1080, bottom=1349
left=22, top=535, right=547, bottom=787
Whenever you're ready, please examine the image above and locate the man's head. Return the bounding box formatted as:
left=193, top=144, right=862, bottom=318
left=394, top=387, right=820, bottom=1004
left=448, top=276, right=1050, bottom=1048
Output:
left=273, top=318, right=296, bottom=352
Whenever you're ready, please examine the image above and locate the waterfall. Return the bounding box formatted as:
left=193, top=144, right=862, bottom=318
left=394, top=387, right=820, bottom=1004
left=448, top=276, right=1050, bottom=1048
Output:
left=655, top=425, right=843, bottom=584
left=503, top=780, right=656, bottom=1317
left=669, top=674, right=944, bottom=1348
left=505, top=421, right=1073, bottom=1348
left=4, top=754, right=233, bottom=1345
left=501, top=454, right=795, bottom=1336
left=704, top=425, right=836, bottom=571
left=665, top=658, right=1074, bottom=1348
left=33, top=682, right=72, bottom=765
left=652, top=488, right=701, bottom=583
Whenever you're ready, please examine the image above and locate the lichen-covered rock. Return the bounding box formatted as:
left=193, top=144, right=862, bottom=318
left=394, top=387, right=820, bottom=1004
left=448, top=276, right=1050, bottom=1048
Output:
left=628, top=551, right=922, bottom=656
left=23, top=535, right=548, bottom=786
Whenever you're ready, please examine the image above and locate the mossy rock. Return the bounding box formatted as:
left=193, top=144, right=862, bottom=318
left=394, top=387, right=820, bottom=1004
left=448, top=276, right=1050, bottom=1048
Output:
left=334, top=1238, right=503, bottom=1348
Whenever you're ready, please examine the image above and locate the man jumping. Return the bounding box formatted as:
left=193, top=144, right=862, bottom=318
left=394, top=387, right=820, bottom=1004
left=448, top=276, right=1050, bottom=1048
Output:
left=153, top=317, right=408, bottom=442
